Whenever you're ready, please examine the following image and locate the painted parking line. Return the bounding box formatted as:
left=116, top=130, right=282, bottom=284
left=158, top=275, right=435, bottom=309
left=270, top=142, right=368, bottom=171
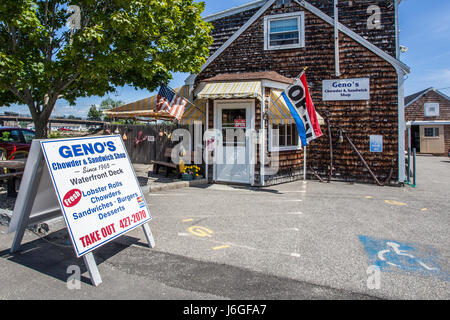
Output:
left=157, top=211, right=304, bottom=219
left=148, top=193, right=187, bottom=196
left=180, top=234, right=301, bottom=259
left=384, top=200, right=407, bottom=206
left=212, top=245, right=230, bottom=251
left=212, top=227, right=300, bottom=235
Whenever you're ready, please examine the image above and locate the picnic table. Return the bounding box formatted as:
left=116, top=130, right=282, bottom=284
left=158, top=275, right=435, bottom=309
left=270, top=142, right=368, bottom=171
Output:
left=0, top=160, right=26, bottom=197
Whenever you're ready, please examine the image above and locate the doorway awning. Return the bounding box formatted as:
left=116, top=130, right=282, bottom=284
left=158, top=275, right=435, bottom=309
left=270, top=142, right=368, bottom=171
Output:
left=268, top=89, right=324, bottom=126
left=197, top=81, right=262, bottom=101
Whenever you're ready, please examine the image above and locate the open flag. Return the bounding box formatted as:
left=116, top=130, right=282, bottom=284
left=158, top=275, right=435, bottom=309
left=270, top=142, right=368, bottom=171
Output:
left=281, top=72, right=323, bottom=146
left=156, top=84, right=188, bottom=121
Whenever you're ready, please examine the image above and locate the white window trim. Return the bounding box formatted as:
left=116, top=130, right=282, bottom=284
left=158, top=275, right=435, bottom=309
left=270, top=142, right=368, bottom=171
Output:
left=424, top=103, right=440, bottom=117
left=264, top=12, right=305, bottom=51
left=268, top=122, right=302, bottom=152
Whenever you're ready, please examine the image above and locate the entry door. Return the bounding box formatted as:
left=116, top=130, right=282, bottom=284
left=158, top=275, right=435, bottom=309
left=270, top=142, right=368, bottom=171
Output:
left=215, top=101, right=253, bottom=184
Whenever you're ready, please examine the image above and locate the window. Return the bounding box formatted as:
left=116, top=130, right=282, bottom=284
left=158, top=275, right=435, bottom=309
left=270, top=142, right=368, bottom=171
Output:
left=1, top=130, right=22, bottom=142
left=275, top=0, right=291, bottom=7
left=424, top=103, right=439, bottom=117
left=222, top=108, right=247, bottom=147
left=270, top=123, right=300, bottom=151
left=424, top=127, right=439, bottom=138
left=22, top=130, right=35, bottom=143
left=264, top=12, right=305, bottom=50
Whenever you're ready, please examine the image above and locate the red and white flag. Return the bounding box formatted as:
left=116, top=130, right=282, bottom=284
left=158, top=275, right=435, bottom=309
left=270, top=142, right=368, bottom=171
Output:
left=156, top=85, right=188, bottom=120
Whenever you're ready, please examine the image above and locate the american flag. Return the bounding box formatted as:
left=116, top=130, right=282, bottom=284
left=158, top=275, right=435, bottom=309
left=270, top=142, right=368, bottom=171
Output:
left=156, top=84, right=188, bottom=121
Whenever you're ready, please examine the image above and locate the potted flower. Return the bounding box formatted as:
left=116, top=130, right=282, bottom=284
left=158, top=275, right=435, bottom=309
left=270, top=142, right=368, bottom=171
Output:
left=181, top=166, right=195, bottom=181
left=192, top=165, right=203, bottom=180
left=182, top=165, right=202, bottom=181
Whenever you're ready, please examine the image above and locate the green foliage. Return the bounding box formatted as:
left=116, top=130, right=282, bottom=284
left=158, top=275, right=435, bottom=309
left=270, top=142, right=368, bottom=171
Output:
left=87, top=104, right=102, bottom=120
left=100, top=97, right=124, bottom=110
left=1, top=131, right=11, bottom=141
left=48, top=131, right=62, bottom=139
left=0, top=0, right=213, bottom=137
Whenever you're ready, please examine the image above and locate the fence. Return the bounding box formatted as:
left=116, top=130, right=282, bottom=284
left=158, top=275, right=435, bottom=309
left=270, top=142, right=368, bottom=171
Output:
left=104, top=123, right=188, bottom=164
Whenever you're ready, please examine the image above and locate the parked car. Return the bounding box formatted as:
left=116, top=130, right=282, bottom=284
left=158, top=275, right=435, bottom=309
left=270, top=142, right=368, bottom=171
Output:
left=0, top=127, right=35, bottom=160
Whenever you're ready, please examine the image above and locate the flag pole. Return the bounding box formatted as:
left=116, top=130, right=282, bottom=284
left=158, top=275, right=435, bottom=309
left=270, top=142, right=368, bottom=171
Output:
left=166, top=84, right=206, bottom=116
left=269, top=67, right=309, bottom=109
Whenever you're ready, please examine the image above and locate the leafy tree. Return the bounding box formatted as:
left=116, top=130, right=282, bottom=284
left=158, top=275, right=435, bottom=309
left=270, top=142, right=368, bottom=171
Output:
left=0, top=0, right=212, bottom=138
left=87, top=104, right=102, bottom=120
left=99, top=97, right=124, bottom=110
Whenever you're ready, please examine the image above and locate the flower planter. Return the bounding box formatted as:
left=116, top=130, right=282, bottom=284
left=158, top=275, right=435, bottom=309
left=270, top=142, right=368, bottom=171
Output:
left=181, top=173, right=193, bottom=181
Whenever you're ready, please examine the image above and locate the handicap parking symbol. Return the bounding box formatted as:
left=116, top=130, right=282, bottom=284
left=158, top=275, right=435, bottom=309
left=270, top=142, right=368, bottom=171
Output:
left=359, top=235, right=449, bottom=281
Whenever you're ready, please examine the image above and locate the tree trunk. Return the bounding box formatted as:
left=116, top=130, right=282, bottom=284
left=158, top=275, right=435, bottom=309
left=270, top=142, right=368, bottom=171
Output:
left=34, top=116, right=49, bottom=139
left=29, top=99, right=56, bottom=139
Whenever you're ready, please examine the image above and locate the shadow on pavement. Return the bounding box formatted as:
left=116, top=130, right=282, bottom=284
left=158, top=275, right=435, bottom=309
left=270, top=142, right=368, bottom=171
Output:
left=0, top=228, right=145, bottom=285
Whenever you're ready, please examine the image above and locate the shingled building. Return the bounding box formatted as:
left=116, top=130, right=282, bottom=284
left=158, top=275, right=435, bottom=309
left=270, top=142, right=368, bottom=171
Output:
left=405, top=88, right=450, bottom=156
left=109, top=0, right=411, bottom=186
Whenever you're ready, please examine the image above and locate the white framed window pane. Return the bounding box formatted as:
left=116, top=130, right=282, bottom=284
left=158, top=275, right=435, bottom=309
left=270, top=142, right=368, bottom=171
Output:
left=286, top=124, right=292, bottom=146
left=424, top=103, right=439, bottom=117
left=270, top=32, right=299, bottom=46
left=279, top=125, right=286, bottom=146
left=270, top=18, right=298, bottom=33
left=292, top=125, right=299, bottom=146
left=269, top=18, right=299, bottom=47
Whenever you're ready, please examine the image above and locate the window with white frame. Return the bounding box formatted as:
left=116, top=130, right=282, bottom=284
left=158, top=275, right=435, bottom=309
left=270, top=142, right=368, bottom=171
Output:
left=264, top=12, right=305, bottom=50
left=269, top=123, right=301, bottom=151
left=424, top=127, right=439, bottom=138
left=424, top=103, right=439, bottom=117
left=275, top=0, right=291, bottom=7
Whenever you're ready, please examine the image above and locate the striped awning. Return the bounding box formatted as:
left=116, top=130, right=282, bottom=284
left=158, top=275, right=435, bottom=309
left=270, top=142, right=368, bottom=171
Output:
left=105, top=86, right=191, bottom=121
left=268, top=90, right=324, bottom=125
left=179, top=99, right=207, bottom=125
left=268, top=90, right=295, bottom=125
left=197, top=81, right=262, bottom=101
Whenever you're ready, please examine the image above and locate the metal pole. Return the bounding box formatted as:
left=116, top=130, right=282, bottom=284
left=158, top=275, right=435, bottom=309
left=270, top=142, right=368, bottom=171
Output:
left=83, top=252, right=102, bottom=287
left=303, top=146, right=307, bottom=180
left=413, top=148, right=416, bottom=186
left=407, top=125, right=411, bottom=182
left=334, top=0, right=341, bottom=77
left=407, top=147, right=411, bottom=183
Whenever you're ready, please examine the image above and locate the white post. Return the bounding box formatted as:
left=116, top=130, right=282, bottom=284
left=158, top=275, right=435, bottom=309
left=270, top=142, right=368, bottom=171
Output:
left=260, top=86, right=266, bottom=186
left=303, top=146, right=307, bottom=180
left=334, top=0, right=341, bottom=77
left=205, top=102, right=209, bottom=182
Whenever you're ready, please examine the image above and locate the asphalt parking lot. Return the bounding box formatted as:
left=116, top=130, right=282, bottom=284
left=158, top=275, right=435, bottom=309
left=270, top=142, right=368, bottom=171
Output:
left=0, top=155, right=448, bottom=299
left=145, top=155, right=449, bottom=300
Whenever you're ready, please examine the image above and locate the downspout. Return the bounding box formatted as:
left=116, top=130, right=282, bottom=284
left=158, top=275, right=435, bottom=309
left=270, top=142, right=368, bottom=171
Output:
left=396, top=65, right=406, bottom=184
left=395, top=0, right=406, bottom=184
left=394, top=0, right=400, bottom=60
left=334, top=0, right=341, bottom=76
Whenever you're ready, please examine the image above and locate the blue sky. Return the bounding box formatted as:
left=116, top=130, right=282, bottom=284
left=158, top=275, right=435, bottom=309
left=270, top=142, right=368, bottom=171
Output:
left=4, top=0, right=450, bottom=117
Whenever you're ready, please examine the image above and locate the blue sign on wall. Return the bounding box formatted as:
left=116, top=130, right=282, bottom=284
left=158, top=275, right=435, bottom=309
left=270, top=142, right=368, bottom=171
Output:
left=370, top=135, right=383, bottom=153
left=359, top=235, right=449, bottom=281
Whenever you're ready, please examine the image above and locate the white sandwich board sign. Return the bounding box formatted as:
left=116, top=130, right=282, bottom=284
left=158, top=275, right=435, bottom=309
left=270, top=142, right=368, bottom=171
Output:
left=8, top=135, right=155, bottom=286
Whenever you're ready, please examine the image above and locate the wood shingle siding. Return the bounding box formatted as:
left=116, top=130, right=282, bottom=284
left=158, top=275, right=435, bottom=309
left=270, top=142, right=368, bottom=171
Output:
left=197, top=0, right=400, bottom=184
left=405, top=89, right=450, bottom=155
